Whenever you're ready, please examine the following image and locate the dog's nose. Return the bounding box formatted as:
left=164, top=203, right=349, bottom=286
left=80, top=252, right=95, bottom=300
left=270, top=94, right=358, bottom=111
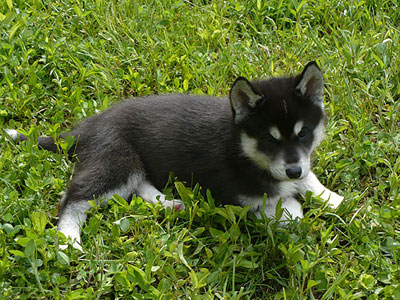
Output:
left=286, top=167, right=302, bottom=179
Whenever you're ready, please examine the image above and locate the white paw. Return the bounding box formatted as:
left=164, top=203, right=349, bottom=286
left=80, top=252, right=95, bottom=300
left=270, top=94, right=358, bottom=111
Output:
left=4, top=129, right=19, bottom=141
left=326, top=192, right=344, bottom=209
left=281, top=198, right=304, bottom=222
left=58, top=225, right=83, bottom=251
left=59, top=241, right=83, bottom=252
left=162, top=199, right=185, bottom=211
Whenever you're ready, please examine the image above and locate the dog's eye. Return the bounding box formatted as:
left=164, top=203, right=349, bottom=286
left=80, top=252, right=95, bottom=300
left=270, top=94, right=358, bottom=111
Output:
left=297, top=128, right=309, bottom=140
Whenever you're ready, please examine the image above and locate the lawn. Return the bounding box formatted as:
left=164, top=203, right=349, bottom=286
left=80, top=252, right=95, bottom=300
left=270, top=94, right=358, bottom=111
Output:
left=0, top=0, right=399, bottom=299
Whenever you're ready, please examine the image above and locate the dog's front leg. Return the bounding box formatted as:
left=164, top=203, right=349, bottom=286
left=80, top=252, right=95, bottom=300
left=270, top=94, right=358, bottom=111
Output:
left=253, top=197, right=304, bottom=221
left=299, top=172, right=344, bottom=208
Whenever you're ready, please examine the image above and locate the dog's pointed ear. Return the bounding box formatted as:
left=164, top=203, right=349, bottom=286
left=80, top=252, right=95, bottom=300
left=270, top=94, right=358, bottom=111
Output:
left=230, top=77, right=262, bottom=123
left=296, top=62, right=324, bottom=106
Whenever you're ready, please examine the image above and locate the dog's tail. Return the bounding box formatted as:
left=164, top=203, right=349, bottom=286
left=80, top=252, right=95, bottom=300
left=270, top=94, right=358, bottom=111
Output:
left=4, top=129, right=74, bottom=157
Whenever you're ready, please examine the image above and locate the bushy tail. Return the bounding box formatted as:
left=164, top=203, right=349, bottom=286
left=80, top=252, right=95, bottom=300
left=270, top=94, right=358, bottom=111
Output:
left=4, top=129, right=72, bottom=156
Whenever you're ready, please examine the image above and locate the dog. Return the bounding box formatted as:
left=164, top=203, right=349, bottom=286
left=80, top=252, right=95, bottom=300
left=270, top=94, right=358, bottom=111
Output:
left=5, top=62, right=344, bottom=250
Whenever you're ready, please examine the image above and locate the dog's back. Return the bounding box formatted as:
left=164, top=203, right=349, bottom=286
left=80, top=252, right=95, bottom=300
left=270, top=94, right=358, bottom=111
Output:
left=68, top=94, right=269, bottom=204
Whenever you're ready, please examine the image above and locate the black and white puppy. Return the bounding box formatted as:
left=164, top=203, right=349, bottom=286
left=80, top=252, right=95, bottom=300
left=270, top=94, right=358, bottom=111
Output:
left=6, top=62, right=343, bottom=250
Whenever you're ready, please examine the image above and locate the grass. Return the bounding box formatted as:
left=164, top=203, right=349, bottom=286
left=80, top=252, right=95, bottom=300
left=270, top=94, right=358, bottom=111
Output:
left=0, top=0, right=399, bottom=298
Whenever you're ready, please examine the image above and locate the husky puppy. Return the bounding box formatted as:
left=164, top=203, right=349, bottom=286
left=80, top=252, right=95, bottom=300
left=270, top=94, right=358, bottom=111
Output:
left=6, top=62, right=343, bottom=250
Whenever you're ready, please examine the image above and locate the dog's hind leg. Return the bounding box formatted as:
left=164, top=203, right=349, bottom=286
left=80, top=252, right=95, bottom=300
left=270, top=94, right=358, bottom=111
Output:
left=58, top=171, right=146, bottom=250
left=58, top=150, right=185, bottom=250
left=58, top=177, right=185, bottom=250
left=57, top=146, right=145, bottom=250
left=57, top=197, right=92, bottom=251
left=136, top=180, right=185, bottom=211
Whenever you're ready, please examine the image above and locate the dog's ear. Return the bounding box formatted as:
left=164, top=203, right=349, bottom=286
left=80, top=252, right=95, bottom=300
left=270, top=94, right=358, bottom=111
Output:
left=230, top=77, right=262, bottom=123
left=296, top=62, right=324, bottom=106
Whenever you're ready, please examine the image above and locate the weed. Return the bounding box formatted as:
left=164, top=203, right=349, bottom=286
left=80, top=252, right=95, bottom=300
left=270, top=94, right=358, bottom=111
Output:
left=1, top=0, right=399, bottom=298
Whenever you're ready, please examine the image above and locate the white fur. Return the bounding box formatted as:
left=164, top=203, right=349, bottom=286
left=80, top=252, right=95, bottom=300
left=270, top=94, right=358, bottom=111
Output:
left=312, top=121, right=325, bottom=149
left=58, top=200, right=91, bottom=251
left=240, top=132, right=270, bottom=170
left=136, top=180, right=185, bottom=210
left=281, top=198, right=304, bottom=219
left=296, top=64, right=324, bottom=108
left=297, top=172, right=344, bottom=208
left=4, top=129, right=19, bottom=141
left=269, top=126, right=281, bottom=140
left=293, top=121, right=303, bottom=136
left=278, top=180, right=301, bottom=198
left=268, top=180, right=304, bottom=219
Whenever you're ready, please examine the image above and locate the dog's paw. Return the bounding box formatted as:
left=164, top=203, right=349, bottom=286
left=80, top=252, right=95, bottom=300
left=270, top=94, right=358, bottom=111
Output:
left=162, top=199, right=185, bottom=211
left=282, top=198, right=304, bottom=220
left=59, top=241, right=83, bottom=252
left=4, top=129, right=19, bottom=141
left=326, top=192, right=344, bottom=209
left=58, top=226, right=83, bottom=251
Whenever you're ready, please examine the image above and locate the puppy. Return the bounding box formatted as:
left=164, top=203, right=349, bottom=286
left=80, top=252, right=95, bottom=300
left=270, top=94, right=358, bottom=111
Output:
left=6, top=62, right=343, bottom=250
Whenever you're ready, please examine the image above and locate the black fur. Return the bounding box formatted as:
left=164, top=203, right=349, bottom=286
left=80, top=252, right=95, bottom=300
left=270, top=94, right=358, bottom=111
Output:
left=59, top=95, right=277, bottom=206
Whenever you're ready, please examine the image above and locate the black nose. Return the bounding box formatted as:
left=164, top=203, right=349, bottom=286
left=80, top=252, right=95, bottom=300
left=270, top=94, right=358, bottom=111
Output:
left=286, top=167, right=302, bottom=179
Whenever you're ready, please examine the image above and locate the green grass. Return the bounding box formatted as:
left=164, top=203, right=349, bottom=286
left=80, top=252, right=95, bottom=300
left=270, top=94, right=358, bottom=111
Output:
left=1, top=0, right=399, bottom=298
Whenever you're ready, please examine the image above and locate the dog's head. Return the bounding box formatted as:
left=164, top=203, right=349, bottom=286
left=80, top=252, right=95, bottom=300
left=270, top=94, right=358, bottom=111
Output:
left=230, top=62, right=325, bottom=181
